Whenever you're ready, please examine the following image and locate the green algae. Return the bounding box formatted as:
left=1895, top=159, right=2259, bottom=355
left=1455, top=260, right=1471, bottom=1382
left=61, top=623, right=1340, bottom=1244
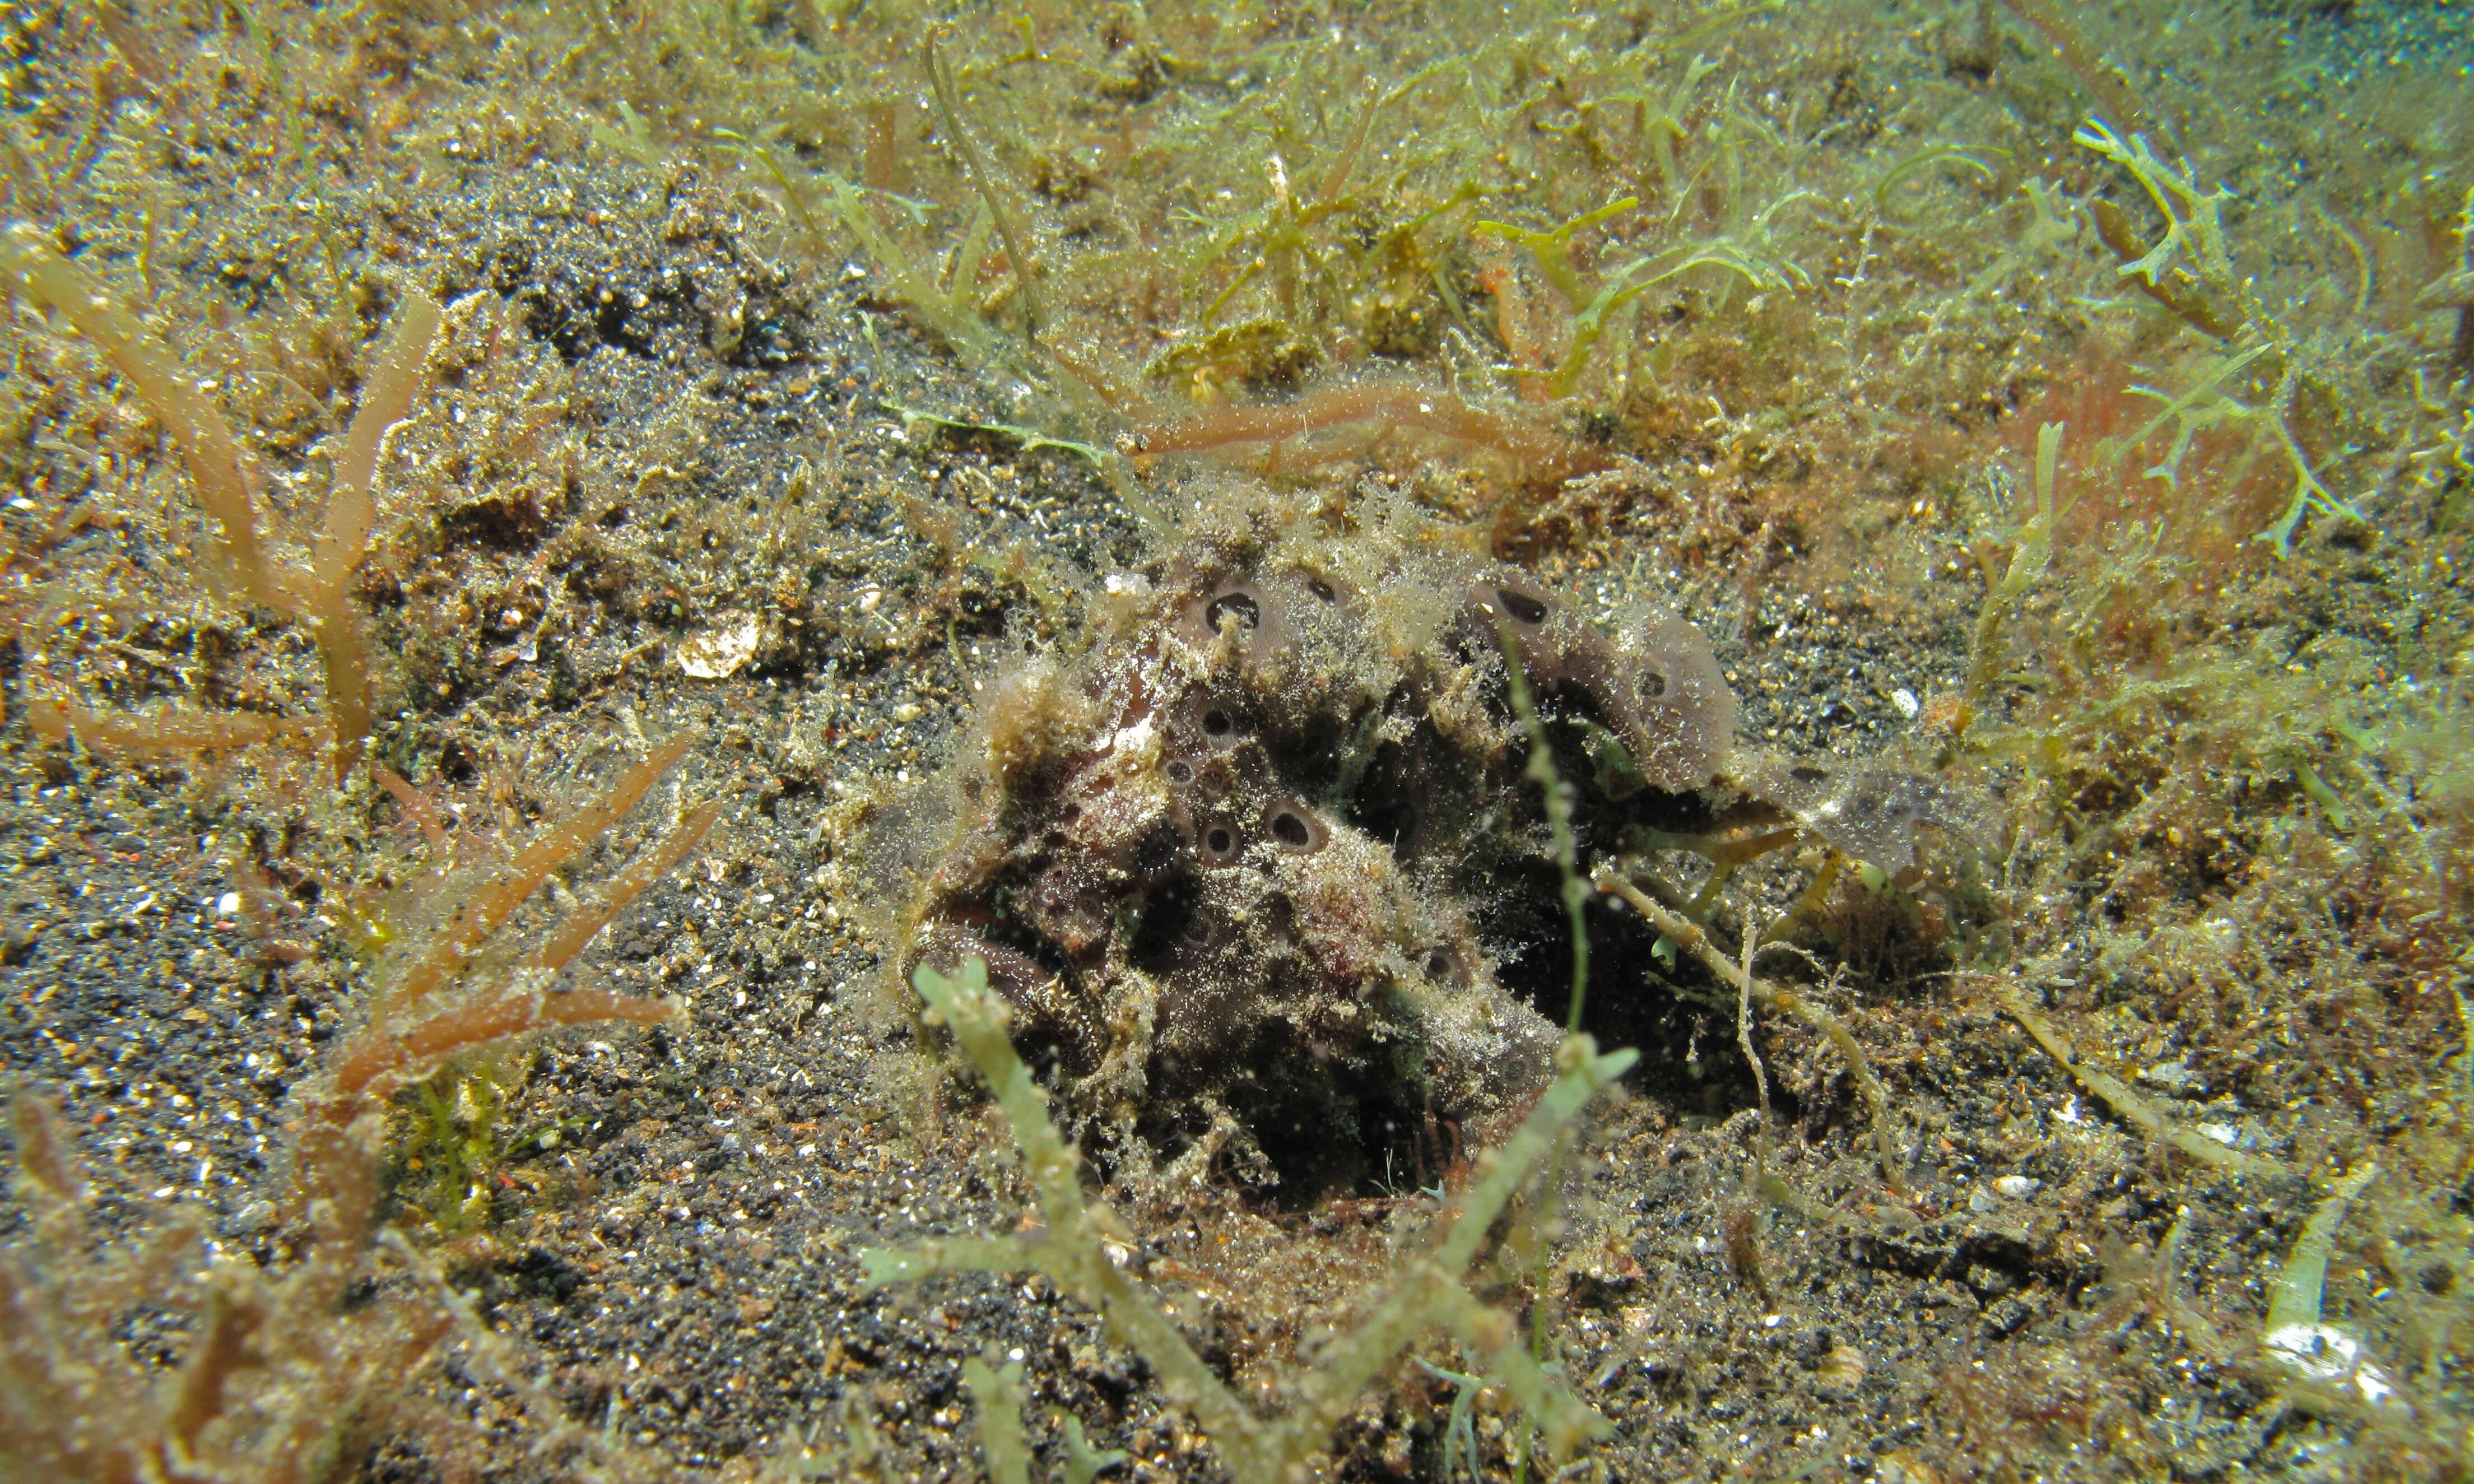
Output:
left=0, top=1, right=2468, bottom=1478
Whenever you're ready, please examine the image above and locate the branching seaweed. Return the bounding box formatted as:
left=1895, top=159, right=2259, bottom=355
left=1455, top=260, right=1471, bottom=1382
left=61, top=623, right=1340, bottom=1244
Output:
left=0, top=719, right=718, bottom=1479
left=3, top=222, right=444, bottom=775
left=310, top=290, right=442, bottom=780
left=2, top=222, right=271, bottom=604
left=1594, top=864, right=1908, bottom=1195
left=1475, top=192, right=1811, bottom=398
left=924, top=31, right=1044, bottom=344
left=865, top=958, right=1631, bottom=1482
left=2073, top=121, right=2369, bottom=551
left=2, top=1086, right=457, bottom=1484
left=329, top=736, right=720, bottom=1106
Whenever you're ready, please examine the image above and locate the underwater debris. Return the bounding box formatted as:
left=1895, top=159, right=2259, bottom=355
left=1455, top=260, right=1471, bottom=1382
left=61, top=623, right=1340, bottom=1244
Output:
left=885, top=508, right=1988, bottom=1190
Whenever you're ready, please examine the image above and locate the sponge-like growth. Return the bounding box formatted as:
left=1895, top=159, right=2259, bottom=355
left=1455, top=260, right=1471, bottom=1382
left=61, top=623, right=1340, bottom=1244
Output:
left=887, top=512, right=1979, bottom=1191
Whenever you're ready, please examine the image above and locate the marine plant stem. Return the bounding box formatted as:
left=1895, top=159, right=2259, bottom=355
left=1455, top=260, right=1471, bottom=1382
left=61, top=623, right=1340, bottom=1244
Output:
left=1496, top=627, right=1588, bottom=1034
left=1952, top=419, right=2062, bottom=746
left=376, top=733, right=695, bottom=1018
left=925, top=32, right=1043, bottom=345
left=309, top=290, right=440, bottom=778
left=1994, top=0, right=2163, bottom=145
left=1495, top=624, right=1591, bottom=1484
left=1595, top=863, right=1910, bottom=1195
left=1, top=223, right=272, bottom=604
left=877, top=959, right=1627, bottom=1481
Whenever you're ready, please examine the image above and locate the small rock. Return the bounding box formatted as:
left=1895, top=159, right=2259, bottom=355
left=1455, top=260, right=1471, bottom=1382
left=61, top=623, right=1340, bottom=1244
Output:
left=1981, top=1294, right=2036, bottom=1339
left=677, top=612, right=762, bottom=678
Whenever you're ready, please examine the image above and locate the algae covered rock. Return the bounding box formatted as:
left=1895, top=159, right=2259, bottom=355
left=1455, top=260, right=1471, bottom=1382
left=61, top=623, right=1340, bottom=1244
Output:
left=879, top=510, right=1983, bottom=1193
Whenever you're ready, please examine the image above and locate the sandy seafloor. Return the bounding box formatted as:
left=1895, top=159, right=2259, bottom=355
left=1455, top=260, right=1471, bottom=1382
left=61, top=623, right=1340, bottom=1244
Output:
left=4, top=2, right=2474, bottom=1481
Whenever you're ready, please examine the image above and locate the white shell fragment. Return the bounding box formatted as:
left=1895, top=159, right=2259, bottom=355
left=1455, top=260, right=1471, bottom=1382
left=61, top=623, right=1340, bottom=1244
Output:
left=676, top=612, right=762, bottom=679
left=2264, top=1323, right=2404, bottom=1409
